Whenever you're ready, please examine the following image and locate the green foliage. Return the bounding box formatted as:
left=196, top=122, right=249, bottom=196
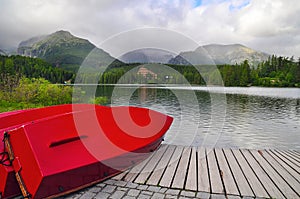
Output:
left=1, top=77, right=73, bottom=106
left=98, top=64, right=206, bottom=85
left=0, top=55, right=74, bottom=84
left=88, top=96, right=108, bottom=105
left=218, top=60, right=251, bottom=86
left=0, top=76, right=108, bottom=113
left=254, top=55, right=300, bottom=87
left=95, top=56, right=300, bottom=87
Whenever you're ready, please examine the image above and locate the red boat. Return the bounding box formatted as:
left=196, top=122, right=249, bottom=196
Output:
left=0, top=104, right=98, bottom=198
left=0, top=104, right=173, bottom=198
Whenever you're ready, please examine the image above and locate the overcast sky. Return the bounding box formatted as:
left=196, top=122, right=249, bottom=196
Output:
left=0, top=0, right=299, bottom=57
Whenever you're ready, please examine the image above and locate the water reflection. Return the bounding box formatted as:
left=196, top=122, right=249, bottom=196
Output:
left=96, top=85, right=300, bottom=150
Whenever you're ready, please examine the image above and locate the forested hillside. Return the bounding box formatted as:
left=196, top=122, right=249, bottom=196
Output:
left=0, top=55, right=74, bottom=84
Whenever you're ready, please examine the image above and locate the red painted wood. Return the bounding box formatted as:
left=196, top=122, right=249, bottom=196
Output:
left=0, top=104, right=173, bottom=198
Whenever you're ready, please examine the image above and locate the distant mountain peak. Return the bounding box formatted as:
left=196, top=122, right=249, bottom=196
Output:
left=119, top=48, right=176, bottom=64
left=169, top=43, right=269, bottom=66
left=201, top=43, right=245, bottom=48
left=0, top=49, right=7, bottom=56
left=53, top=30, right=72, bottom=35
left=17, top=30, right=120, bottom=72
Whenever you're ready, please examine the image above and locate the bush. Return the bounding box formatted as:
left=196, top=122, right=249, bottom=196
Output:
left=88, top=96, right=108, bottom=105
left=0, top=77, right=108, bottom=113
left=10, top=77, right=73, bottom=106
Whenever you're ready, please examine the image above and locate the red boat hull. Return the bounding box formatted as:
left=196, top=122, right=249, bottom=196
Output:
left=0, top=104, right=98, bottom=198
left=1, top=105, right=173, bottom=198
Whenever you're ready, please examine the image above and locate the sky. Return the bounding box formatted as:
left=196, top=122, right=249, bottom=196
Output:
left=0, top=0, right=300, bottom=57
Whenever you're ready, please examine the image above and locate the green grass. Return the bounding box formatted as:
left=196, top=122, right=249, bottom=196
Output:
left=0, top=100, right=43, bottom=113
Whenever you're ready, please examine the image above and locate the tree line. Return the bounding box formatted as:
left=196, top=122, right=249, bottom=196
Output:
left=1, top=55, right=299, bottom=87
left=98, top=56, right=300, bottom=87
left=0, top=55, right=74, bottom=89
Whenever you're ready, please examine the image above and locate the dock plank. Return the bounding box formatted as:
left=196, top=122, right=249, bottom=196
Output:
left=279, top=150, right=300, bottom=164
left=117, top=145, right=300, bottom=199
left=266, top=150, right=300, bottom=182
left=159, top=145, right=184, bottom=187
left=241, top=150, right=284, bottom=198
left=112, top=169, right=129, bottom=180
left=250, top=149, right=299, bottom=198
left=288, top=150, right=300, bottom=160
left=275, top=150, right=300, bottom=169
left=270, top=150, right=300, bottom=174
left=223, top=149, right=254, bottom=197
left=262, top=150, right=300, bottom=196
left=147, top=145, right=176, bottom=185
left=172, top=147, right=191, bottom=189
left=206, top=148, right=224, bottom=194
left=123, top=152, right=154, bottom=182
left=197, top=147, right=210, bottom=193
left=185, top=147, right=197, bottom=191
left=134, top=145, right=168, bottom=184
left=231, top=149, right=269, bottom=198
left=215, top=148, right=239, bottom=196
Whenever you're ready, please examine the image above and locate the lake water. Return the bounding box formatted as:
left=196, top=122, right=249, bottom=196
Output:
left=92, top=85, right=300, bottom=150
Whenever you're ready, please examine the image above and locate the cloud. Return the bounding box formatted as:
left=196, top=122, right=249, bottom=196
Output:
left=0, top=0, right=299, bottom=57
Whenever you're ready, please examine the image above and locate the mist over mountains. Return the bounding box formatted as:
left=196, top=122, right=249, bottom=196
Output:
left=117, top=44, right=269, bottom=66
left=16, top=30, right=270, bottom=72
left=119, top=48, right=176, bottom=64
left=168, top=44, right=269, bottom=66
left=0, top=49, right=6, bottom=56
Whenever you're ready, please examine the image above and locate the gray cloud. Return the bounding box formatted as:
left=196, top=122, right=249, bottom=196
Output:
left=0, top=0, right=299, bottom=57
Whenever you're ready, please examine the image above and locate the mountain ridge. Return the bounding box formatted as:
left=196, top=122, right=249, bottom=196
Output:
left=169, top=44, right=269, bottom=66
left=119, top=48, right=175, bottom=64
left=0, top=49, right=7, bottom=55
left=17, top=30, right=120, bottom=72
left=17, top=31, right=269, bottom=69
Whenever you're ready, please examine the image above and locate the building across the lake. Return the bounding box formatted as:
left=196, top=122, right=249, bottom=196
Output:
left=137, top=66, right=157, bottom=79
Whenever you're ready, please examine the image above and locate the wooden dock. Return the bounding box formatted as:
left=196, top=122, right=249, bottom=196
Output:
left=113, top=145, right=300, bottom=198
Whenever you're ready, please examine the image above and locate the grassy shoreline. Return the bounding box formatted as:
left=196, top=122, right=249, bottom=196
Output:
left=0, top=77, right=107, bottom=113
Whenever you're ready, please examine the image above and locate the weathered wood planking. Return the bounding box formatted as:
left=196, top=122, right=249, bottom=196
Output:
left=266, top=150, right=300, bottom=183
left=286, top=150, right=300, bottom=161
left=275, top=150, right=300, bottom=169
left=112, top=169, right=129, bottom=180
left=231, top=149, right=269, bottom=198
left=279, top=150, right=300, bottom=164
left=197, top=147, right=210, bottom=193
left=134, top=145, right=168, bottom=184
left=172, top=147, right=191, bottom=189
left=240, top=150, right=284, bottom=198
left=159, top=145, right=184, bottom=187
left=119, top=145, right=300, bottom=199
left=222, top=149, right=254, bottom=197
left=249, top=149, right=299, bottom=198
left=206, top=148, right=224, bottom=194
left=185, top=147, right=197, bottom=191
left=123, top=151, right=155, bottom=182
left=288, top=150, right=300, bottom=159
left=262, top=150, right=300, bottom=196
left=214, top=148, right=239, bottom=196
left=270, top=150, right=300, bottom=174
left=147, top=145, right=176, bottom=185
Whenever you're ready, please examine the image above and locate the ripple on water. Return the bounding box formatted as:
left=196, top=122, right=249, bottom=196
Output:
left=96, top=85, right=300, bottom=150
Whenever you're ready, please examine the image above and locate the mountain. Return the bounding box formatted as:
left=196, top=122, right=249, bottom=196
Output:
left=119, top=48, right=175, bottom=64
left=168, top=44, right=269, bottom=66
left=0, top=49, right=6, bottom=55
left=17, top=30, right=120, bottom=72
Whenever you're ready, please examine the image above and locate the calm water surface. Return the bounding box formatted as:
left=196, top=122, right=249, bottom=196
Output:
left=94, top=85, right=300, bottom=150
